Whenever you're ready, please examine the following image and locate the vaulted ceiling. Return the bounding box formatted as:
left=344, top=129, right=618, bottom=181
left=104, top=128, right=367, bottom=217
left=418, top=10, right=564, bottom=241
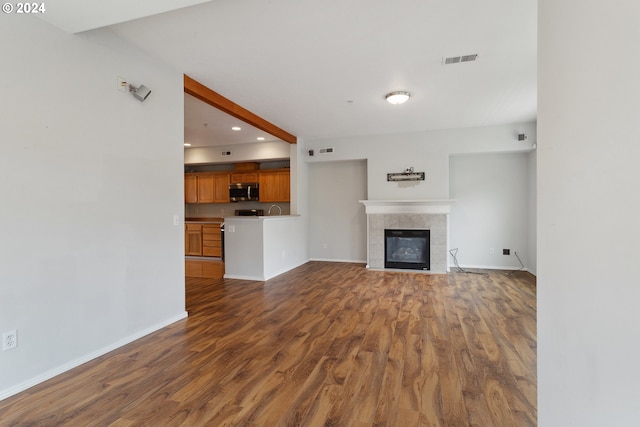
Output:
left=41, top=0, right=537, bottom=147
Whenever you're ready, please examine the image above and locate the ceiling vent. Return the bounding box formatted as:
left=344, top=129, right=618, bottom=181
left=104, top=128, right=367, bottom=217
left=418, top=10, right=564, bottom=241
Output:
left=443, top=54, right=478, bottom=65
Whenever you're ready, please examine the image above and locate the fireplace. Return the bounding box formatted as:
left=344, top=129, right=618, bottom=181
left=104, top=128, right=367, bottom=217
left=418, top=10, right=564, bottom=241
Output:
left=360, top=200, right=453, bottom=273
left=385, top=229, right=430, bottom=270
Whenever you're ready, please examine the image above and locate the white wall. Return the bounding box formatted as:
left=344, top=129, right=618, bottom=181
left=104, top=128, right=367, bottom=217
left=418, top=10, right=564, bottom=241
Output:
left=303, top=122, right=536, bottom=264
left=449, top=152, right=532, bottom=270
left=527, top=150, right=537, bottom=275
left=305, top=123, right=536, bottom=200
left=184, top=140, right=292, bottom=165
left=263, top=216, right=307, bottom=279
left=0, top=18, right=186, bottom=398
left=538, top=0, right=640, bottom=425
left=223, top=218, right=264, bottom=280
left=224, top=216, right=307, bottom=281
left=308, top=160, right=367, bottom=262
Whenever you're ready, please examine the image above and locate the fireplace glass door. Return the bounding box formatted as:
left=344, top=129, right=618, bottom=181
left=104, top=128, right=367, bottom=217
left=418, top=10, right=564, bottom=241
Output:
left=384, top=229, right=430, bottom=270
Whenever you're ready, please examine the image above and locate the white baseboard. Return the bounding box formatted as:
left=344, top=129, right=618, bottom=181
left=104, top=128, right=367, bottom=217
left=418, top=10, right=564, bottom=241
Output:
left=223, top=274, right=266, bottom=281
left=450, top=264, right=534, bottom=273
left=310, top=258, right=367, bottom=263
left=0, top=311, right=188, bottom=402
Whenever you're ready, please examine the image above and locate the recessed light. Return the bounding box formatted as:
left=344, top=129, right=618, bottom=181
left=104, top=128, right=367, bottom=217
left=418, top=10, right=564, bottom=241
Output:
left=231, top=126, right=241, bottom=131
left=184, top=143, right=191, bottom=147
left=385, top=91, right=411, bottom=105
left=257, top=137, right=265, bottom=141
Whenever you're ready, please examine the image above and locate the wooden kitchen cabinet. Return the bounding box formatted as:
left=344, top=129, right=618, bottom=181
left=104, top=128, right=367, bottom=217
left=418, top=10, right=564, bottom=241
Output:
left=184, top=174, right=198, bottom=203
left=202, top=224, right=222, bottom=257
left=230, top=172, right=258, bottom=183
left=196, top=174, right=215, bottom=203
left=185, top=172, right=230, bottom=203
left=185, top=224, right=203, bottom=256
left=259, top=169, right=290, bottom=202
left=185, top=222, right=223, bottom=258
left=185, top=259, right=224, bottom=279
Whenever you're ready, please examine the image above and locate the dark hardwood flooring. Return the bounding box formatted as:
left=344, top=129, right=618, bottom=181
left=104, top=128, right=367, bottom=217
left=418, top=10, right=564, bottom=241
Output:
left=0, top=262, right=537, bottom=426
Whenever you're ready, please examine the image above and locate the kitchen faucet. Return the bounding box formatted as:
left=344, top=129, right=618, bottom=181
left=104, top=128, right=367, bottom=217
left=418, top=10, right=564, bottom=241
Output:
left=268, top=204, right=282, bottom=216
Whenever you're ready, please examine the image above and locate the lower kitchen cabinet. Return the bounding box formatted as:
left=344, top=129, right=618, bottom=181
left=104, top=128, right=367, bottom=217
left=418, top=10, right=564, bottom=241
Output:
left=185, top=259, right=224, bottom=279
left=185, top=224, right=203, bottom=256
left=185, top=221, right=222, bottom=258
left=202, top=224, right=222, bottom=257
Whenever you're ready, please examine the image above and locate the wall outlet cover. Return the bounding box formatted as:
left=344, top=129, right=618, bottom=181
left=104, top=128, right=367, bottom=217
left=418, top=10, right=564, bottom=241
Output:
left=3, top=330, right=17, bottom=351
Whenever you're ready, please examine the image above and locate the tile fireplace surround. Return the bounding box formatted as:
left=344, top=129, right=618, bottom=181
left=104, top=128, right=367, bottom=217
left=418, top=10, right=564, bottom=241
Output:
left=360, top=200, right=453, bottom=274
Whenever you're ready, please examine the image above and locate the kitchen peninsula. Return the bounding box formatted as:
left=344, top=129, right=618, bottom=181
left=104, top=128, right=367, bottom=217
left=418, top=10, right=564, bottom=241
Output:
left=223, top=214, right=306, bottom=281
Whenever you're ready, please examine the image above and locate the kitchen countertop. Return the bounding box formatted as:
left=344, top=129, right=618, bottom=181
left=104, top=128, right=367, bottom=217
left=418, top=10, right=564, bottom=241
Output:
left=224, top=215, right=300, bottom=220
left=185, top=217, right=224, bottom=223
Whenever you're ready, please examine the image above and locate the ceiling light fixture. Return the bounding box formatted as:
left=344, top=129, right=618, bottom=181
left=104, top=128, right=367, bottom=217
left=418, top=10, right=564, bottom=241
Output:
left=257, top=137, right=265, bottom=141
left=231, top=126, right=241, bottom=131
left=184, top=143, right=191, bottom=147
left=385, top=91, right=411, bottom=105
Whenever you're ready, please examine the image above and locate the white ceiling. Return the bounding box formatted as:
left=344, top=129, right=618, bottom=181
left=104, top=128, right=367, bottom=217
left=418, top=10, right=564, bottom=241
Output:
left=184, top=93, right=283, bottom=146
left=37, top=0, right=212, bottom=33
left=42, top=0, right=537, bottom=147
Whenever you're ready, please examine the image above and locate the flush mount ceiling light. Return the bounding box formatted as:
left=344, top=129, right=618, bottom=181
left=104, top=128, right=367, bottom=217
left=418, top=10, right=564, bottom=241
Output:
left=257, top=137, right=265, bottom=141
left=385, top=91, right=411, bottom=105
left=231, top=126, right=241, bottom=131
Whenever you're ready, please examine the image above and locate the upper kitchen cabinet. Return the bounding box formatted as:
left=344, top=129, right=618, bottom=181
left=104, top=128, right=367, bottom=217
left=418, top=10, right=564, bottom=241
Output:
left=259, top=169, right=290, bottom=202
left=184, top=172, right=230, bottom=203
left=230, top=162, right=259, bottom=183
left=185, top=174, right=198, bottom=203
left=230, top=172, right=258, bottom=183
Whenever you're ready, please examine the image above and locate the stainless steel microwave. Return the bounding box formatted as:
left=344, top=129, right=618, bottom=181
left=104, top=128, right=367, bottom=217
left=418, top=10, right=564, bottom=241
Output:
left=229, top=182, right=259, bottom=202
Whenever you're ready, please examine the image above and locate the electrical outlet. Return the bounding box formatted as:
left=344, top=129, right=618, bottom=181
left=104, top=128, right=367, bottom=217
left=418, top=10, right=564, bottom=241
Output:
left=489, top=248, right=495, bottom=254
left=503, top=249, right=510, bottom=255
left=3, top=330, right=17, bottom=351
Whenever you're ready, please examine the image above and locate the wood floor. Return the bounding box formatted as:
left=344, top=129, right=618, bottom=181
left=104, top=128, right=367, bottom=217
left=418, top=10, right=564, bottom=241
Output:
left=0, top=262, right=537, bottom=426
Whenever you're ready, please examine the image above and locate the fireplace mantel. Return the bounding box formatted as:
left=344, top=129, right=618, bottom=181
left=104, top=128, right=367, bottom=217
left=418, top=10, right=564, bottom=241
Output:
left=360, top=200, right=453, bottom=274
left=359, top=200, right=454, bottom=214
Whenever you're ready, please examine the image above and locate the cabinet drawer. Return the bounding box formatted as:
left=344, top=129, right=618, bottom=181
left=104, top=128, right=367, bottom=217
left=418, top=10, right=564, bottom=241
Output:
left=202, top=224, right=221, bottom=244
left=186, top=224, right=203, bottom=231
left=202, top=247, right=222, bottom=257
left=203, top=233, right=221, bottom=242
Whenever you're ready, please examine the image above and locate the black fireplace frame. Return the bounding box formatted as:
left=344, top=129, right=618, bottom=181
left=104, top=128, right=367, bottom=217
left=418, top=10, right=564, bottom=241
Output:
left=384, top=229, right=430, bottom=270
